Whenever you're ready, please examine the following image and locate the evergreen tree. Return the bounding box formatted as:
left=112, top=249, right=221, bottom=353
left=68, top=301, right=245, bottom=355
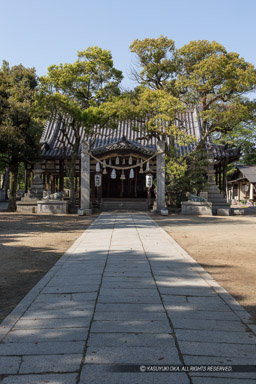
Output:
left=40, top=47, right=123, bottom=211
left=0, top=61, right=42, bottom=211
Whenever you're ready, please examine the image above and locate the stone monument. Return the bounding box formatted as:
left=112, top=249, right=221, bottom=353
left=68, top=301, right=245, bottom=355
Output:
left=16, top=163, right=44, bottom=213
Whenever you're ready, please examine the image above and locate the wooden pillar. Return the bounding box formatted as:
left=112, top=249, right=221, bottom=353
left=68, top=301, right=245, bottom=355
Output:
left=120, top=178, right=123, bottom=198
left=156, top=141, right=165, bottom=211
left=107, top=169, right=110, bottom=198
left=75, top=176, right=78, bottom=194
left=46, top=174, right=50, bottom=191
left=219, top=166, right=222, bottom=191
left=215, top=166, right=218, bottom=186
left=97, top=184, right=102, bottom=206
left=147, top=187, right=151, bottom=208
left=54, top=176, right=57, bottom=192
left=134, top=167, right=137, bottom=197
left=223, top=166, right=227, bottom=197
left=51, top=175, right=54, bottom=193
left=59, top=160, right=64, bottom=191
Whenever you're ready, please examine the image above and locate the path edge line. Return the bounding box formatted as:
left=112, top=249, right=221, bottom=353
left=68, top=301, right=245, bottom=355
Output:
left=147, top=214, right=256, bottom=334
left=0, top=214, right=101, bottom=342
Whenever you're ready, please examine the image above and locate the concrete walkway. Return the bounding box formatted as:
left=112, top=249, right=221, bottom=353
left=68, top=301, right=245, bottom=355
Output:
left=0, top=213, right=256, bottom=384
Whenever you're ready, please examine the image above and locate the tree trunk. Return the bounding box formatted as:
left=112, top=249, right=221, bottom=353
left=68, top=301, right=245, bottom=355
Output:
left=3, top=167, right=9, bottom=200
left=8, top=163, right=18, bottom=211
left=67, top=152, right=78, bottom=213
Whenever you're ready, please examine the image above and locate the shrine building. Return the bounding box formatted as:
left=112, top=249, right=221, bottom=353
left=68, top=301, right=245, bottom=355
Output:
left=21, top=109, right=240, bottom=213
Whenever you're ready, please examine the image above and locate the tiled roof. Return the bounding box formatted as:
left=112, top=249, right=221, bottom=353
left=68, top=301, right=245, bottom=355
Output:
left=40, top=110, right=240, bottom=163
left=237, top=165, right=256, bottom=183
left=206, top=143, right=241, bottom=164
left=40, top=109, right=202, bottom=158
left=91, top=136, right=156, bottom=156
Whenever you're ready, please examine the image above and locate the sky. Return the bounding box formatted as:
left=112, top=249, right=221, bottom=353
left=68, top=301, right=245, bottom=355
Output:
left=1, top=0, right=256, bottom=90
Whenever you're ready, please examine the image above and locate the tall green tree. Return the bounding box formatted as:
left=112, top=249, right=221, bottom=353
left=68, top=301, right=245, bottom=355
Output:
left=213, top=121, right=256, bottom=179
left=130, top=37, right=256, bottom=145
left=129, top=37, right=256, bottom=203
left=176, top=40, right=256, bottom=146
left=130, top=36, right=177, bottom=93
left=0, top=61, right=42, bottom=211
left=40, top=46, right=123, bottom=210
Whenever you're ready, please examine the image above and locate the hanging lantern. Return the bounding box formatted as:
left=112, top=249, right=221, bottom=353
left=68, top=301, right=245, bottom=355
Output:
left=111, top=169, right=116, bottom=179
left=95, top=173, right=102, bottom=187
left=129, top=168, right=134, bottom=179
left=122, top=158, right=126, bottom=165
left=120, top=170, right=126, bottom=180
left=139, top=164, right=144, bottom=174
left=136, top=158, right=140, bottom=165
left=115, top=156, right=120, bottom=165
left=146, top=174, right=153, bottom=188
left=96, top=162, right=100, bottom=172
left=128, top=156, right=133, bottom=165
left=103, top=168, right=107, bottom=175
left=146, top=161, right=150, bottom=172
left=109, top=159, right=112, bottom=165
left=103, top=159, right=106, bottom=168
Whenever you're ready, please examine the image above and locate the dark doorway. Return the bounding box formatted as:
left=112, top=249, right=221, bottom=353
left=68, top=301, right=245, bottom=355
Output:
left=102, top=168, right=148, bottom=198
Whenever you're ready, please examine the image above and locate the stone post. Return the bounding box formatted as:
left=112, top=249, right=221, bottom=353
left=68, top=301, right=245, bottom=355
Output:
left=250, top=183, right=254, bottom=201
left=81, top=142, right=91, bottom=214
left=156, top=140, right=166, bottom=211
left=30, top=162, right=44, bottom=199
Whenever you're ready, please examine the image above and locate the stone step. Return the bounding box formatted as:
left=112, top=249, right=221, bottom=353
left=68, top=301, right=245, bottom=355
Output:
left=203, top=181, right=230, bottom=216
left=101, top=199, right=148, bottom=211
left=208, top=197, right=229, bottom=204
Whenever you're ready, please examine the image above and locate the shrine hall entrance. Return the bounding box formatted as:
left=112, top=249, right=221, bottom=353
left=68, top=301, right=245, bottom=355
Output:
left=102, top=168, right=149, bottom=198
left=90, top=147, right=157, bottom=210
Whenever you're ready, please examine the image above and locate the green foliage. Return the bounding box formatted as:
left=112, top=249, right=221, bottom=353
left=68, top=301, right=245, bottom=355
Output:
left=176, top=40, right=256, bottom=140
left=129, top=37, right=256, bottom=205
left=40, top=46, right=123, bottom=123
left=39, top=47, right=123, bottom=208
left=0, top=61, right=43, bottom=210
left=166, top=148, right=208, bottom=207
left=130, top=37, right=256, bottom=141
left=104, top=87, right=196, bottom=149
left=0, top=61, right=42, bottom=163
left=17, top=162, right=25, bottom=190
left=214, top=120, right=256, bottom=178
left=130, top=36, right=177, bottom=92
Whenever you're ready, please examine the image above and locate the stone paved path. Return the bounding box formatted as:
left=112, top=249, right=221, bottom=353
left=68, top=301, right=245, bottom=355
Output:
left=0, top=213, right=256, bottom=384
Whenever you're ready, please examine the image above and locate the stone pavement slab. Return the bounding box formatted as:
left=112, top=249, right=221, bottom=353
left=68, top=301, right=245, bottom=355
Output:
left=87, top=332, right=175, bottom=347
left=175, top=329, right=256, bottom=344
left=19, top=354, right=82, bottom=374
left=85, top=346, right=181, bottom=364
left=93, top=310, right=167, bottom=321
left=90, top=320, right=171, bottom=333
left=80, top=365, right=190, bottom=384
left=13, top=316, right=92, bottom=329
left=4, top=327, right=89, bottom=343
left=0, top=212, right=256, bottom=384
left=1, top=374, right=77, bottom=384
left=0, top=340, right=84, bottom=355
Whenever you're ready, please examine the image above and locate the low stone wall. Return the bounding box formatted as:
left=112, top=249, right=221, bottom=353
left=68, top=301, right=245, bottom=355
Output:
left=37, top=201, right=68, bottom=214
left=16, top=201, right=37, bottom=213
left=181, top=201, right=212, bottom=216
